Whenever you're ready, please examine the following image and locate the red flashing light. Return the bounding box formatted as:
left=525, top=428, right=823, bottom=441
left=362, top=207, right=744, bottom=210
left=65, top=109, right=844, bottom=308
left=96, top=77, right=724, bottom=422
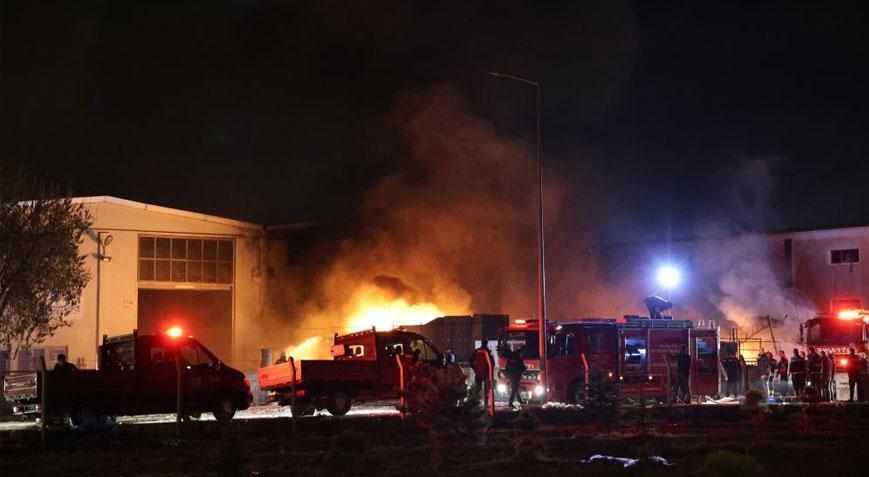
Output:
left=838, top=309, right=866, bottom=320
left=839, top=358, right=848, bottom=367
left=166, top=326, right=184, bottom=338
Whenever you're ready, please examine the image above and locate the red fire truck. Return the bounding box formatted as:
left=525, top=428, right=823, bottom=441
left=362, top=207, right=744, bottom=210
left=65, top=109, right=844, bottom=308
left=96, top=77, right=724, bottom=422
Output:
left=496, top=314, right=720, bottom=403
left=258, top=328, right=441, bottom=416
left=801, top=309, right=869, bottom=400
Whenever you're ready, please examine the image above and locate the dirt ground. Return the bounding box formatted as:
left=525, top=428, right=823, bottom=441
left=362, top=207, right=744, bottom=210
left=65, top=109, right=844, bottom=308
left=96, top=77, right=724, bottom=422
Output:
left=2, top=403, right=868, bottom=476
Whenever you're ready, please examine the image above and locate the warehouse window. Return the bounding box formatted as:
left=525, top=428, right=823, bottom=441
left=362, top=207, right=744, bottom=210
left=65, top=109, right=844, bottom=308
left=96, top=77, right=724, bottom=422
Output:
left=139, top=236, right=233, bottom=284
left=830, top=248, right=859, bottom=264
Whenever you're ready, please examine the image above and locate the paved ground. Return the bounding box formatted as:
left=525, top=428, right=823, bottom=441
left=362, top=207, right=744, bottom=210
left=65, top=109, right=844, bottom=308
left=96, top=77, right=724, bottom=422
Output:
left=2, top=401, right=868, bottom=476
left=0, top=396, right=755, bottom=432
left=0, top=401, right=400, bottom=432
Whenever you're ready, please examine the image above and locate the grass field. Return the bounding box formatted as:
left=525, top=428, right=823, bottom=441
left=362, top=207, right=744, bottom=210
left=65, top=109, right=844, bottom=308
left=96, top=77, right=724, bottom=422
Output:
left=2, top=403, right=868, bottom=476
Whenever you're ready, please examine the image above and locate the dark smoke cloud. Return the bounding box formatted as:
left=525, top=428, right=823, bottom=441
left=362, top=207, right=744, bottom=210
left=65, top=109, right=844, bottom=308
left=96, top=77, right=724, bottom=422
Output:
left=271, top=84, right=568, bottom=349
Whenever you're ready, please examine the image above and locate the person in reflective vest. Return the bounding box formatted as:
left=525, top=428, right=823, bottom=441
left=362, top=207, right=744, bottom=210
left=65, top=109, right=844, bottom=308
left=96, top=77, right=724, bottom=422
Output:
left=471, top=340, right=494, bottom=408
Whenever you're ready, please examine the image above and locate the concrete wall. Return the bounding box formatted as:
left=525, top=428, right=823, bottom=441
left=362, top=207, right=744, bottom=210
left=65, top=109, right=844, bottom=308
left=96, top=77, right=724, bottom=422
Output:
left=776, top=226, right=869, bottom=313
left=33, top=197, right=268, bottom=371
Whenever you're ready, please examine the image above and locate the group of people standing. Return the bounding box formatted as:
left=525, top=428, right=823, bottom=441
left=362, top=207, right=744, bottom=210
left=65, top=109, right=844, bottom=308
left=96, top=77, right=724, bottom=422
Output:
left=472, top=340, right=527, bottom=409
left=756, top=347, right=833, bottom=400
left=756, top=346, right=867, bottom=402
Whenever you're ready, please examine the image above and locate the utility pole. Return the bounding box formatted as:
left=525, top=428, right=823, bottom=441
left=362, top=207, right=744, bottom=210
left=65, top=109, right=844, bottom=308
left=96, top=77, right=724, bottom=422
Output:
left=488, top=70, right=547, bottom=401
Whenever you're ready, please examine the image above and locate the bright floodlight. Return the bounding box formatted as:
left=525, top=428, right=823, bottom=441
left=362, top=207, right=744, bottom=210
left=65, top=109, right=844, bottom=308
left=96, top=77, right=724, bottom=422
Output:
left=656, top=265, right=681, bottom=289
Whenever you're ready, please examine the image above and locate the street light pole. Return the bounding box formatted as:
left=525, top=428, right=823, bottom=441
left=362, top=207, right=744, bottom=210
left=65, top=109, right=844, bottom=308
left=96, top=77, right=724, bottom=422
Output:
left=488, top=70, right=548, bottom=402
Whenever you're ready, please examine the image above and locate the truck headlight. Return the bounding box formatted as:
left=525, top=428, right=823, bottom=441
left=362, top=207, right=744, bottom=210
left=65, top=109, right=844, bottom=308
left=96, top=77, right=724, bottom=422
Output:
left=497, top=383, right=508, bottom=394
left=534, top=385, right=544, bottom=396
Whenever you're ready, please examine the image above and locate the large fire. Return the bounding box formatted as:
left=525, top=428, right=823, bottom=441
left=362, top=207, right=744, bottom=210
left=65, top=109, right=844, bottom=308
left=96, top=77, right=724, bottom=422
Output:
left=283, top=336, right=323, bottom=361
left=281, top=285, right=457, bottom=361
left=344, top=285, right=446, bottom=331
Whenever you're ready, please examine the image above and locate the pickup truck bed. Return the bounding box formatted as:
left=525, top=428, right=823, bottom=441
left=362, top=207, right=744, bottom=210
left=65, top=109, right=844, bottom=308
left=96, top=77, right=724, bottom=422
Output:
left=259, top=328, right=438, bottom=415
left=259, top=360, right=381, bottom=392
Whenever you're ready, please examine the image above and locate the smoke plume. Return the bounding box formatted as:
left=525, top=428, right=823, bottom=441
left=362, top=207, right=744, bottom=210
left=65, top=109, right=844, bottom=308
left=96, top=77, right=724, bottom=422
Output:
left=547, top=157, right=818, bottom=349
left=272, top=84, right=565, bottom=355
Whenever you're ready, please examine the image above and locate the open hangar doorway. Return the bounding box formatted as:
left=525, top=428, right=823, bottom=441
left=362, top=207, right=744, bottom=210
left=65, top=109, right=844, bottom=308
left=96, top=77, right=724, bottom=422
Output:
left=137, top=289, right=233, bottom=363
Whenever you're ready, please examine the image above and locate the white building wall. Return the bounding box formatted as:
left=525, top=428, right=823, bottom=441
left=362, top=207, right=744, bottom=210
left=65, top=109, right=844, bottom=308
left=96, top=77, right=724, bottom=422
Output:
left=34, top=197, right=268, bottom=371
left=776, top=226, right=869, bottom=313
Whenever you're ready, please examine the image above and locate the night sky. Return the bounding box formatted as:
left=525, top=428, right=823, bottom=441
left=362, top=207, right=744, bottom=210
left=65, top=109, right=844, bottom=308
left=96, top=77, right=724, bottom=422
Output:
left=3, top=1, right=868, bottom=242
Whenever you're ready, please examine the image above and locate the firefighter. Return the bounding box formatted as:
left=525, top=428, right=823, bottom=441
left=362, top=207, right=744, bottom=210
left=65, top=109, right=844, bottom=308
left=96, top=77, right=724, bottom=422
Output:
left=765, top=351, right=777, bottom=397
left=53, top=353, right=78, bottom=371
left=819, top=350, right=831, bottom=401
left=776, top=350, right=789, bottom=398
left=827, top=352, right=837, bottom=400
left=472, top=340, right=494, bottom=408
left=845, top=348, right=861, bottom=402
left=789, top=348, right=807, bottom=399
left=274, top=351, right=288, bottom=365
left=861, top=354, right=869, bottom=402
left=807, top=346, right=823, bottom=399
left=722, top=353, right=740, bottom=398
left=674, top=345, right=691, bottom=403
left=757, top=349, right=771, bottom=397
left=505, top=347, right=527, bottom=409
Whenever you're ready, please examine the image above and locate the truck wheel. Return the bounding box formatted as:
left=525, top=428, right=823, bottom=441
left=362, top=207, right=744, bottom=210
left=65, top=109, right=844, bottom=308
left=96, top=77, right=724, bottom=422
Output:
left=182, top=412, right=201, bottom=422
left=70, top=405, right=96, bottom=427
left=213, top=396, right=236, bottom=423
left=327, top=393, right=352, bottom=416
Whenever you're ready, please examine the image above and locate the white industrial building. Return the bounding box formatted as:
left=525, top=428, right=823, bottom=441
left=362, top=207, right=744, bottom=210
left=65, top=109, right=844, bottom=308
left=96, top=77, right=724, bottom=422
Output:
left=6, top=196, right=274, bottom=373
left=3, top=194, right=867, bottom=373
left=776, top=225, right=867, bottom=314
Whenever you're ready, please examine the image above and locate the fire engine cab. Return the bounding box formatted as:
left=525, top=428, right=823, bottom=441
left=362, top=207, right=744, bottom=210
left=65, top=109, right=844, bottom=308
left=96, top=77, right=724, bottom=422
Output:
left=801, top=309, right=869, bottom=400
left=496, top=299, right=720, bottom=403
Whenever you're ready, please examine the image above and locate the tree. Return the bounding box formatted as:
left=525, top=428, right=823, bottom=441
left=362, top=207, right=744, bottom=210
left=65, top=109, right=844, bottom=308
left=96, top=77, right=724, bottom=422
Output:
left=0, top=172, right=92, bottom=358
left=402, top=361, right=491, bottom=470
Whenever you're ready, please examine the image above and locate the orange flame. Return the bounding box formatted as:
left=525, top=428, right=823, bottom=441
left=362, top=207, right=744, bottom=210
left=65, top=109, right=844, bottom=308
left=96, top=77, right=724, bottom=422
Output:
left=284, top=336, right=324, bottom=361
left=343, top=285, right=446, bottom=331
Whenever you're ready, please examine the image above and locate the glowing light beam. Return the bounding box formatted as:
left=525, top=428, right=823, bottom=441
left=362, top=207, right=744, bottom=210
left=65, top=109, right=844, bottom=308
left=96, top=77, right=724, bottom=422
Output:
left=656, top=265, right=682, bottom=290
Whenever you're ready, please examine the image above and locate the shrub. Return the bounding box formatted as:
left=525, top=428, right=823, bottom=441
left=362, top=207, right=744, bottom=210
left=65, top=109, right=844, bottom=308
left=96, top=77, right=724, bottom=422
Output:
left=584, top=371, right=621, bottom=421
left=404, top=362, right=491, bottom=444
left=744, top=390, right=764, bottom=409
